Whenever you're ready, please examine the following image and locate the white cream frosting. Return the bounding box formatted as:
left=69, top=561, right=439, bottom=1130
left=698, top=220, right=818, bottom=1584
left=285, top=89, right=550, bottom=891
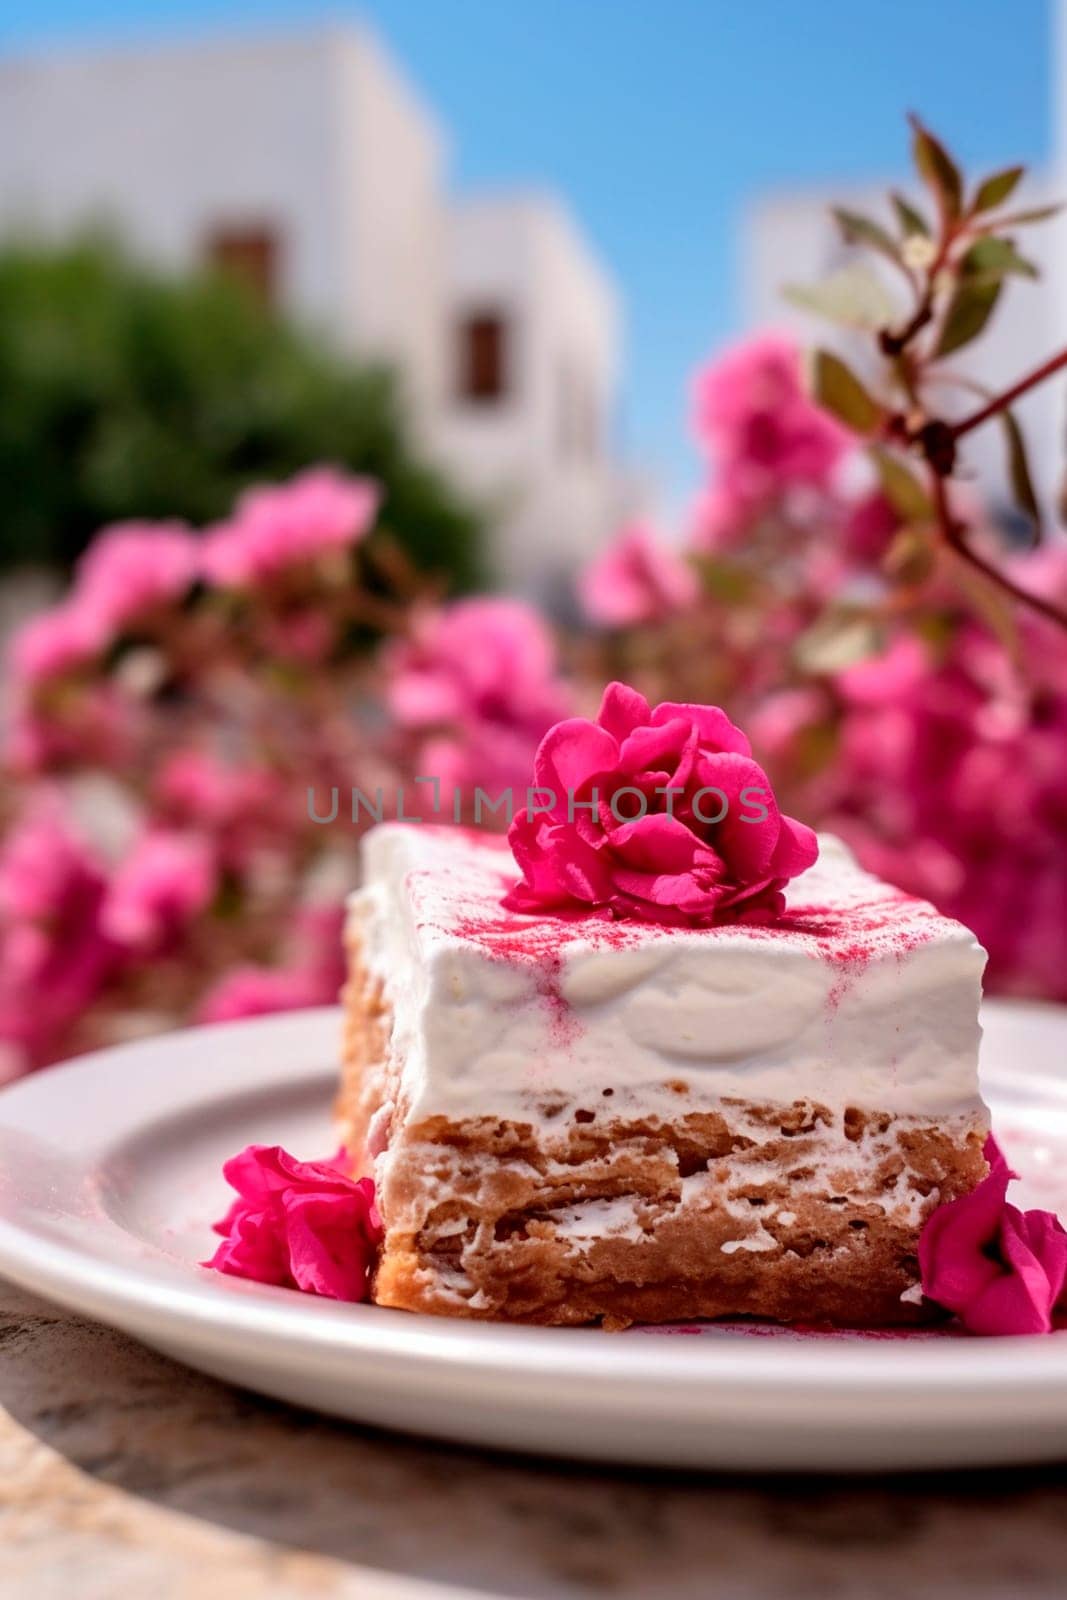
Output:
left=346, top=823, right=987, bottom=1128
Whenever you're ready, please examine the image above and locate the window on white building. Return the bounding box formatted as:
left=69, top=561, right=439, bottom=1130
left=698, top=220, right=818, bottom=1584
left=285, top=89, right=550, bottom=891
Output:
left=458, top=311, right=508, bottom=402
left=204, top=224, right=281, bottom=306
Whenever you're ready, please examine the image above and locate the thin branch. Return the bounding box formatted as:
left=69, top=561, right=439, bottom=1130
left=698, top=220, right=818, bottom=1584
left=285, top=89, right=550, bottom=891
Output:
left=951, top=346, right=1067, bottom=439
left=929, top=470, right=1067, bottom=631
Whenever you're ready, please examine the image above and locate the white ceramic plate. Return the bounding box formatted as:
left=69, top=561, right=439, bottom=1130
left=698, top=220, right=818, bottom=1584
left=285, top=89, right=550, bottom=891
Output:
left=1, top=1001, right=1067, bottom=1472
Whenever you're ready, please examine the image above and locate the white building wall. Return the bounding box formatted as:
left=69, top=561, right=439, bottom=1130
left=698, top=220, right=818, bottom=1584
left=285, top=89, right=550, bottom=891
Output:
left=437, top=193, right=622, bottom=601
left=335, top=29, right=447, bottom=432
left=0, top=33, right=348, bottom=333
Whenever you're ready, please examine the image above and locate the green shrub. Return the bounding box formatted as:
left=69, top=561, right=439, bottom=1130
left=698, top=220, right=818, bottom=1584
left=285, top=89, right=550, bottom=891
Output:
left=0, top=236, right=484, bottom=586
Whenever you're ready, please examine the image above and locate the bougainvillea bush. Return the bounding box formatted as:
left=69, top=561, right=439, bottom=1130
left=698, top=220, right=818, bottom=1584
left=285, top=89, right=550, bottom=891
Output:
left=0, top=468, right=569, bottom=1080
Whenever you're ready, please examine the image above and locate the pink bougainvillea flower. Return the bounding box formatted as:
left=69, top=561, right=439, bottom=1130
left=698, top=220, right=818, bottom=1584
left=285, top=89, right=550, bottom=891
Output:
left=579, top=523, right=699, bottom=627
left=7, top=601, right=106, bottom=689
left=196, top=902, right=344, bottom=1024
left=197, top=969, right=302, bottom=1022
left=843, top=489, right=900, bottom=565
left=4, top=678, right=135, bottom=777
left=919, top=1136, right=1067, bottom=1335
left=387, top=596, right=568, bottom=733
left=205, top=1144, right=381, bottom=1301
left=154, top=748, right=290, bottom=852
left=385, top=597, right=571, bottom=804
left=263, top=607, right=335, bottom=664
left=693, top=332, right=849, bottom=496
left=8, top=524, right=197, bottom=696
left=0, top=796, right=116, bottom=1069
left=502, top=680, right=819, bottom=925
left=76, top=521, right=198, bottom=632
left=820, top=574, right=1067, bottom=1003
left=100, top=828, right=217, bottom=954
left=686, top=481, right=757, bottom=554
left=195, top=966, right=325, bottom=1024
left=201, top=467, right=380, bottom=589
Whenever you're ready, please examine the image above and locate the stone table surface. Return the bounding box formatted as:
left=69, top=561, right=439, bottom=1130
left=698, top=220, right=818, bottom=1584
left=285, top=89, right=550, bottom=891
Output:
left=2, top=1276, right=1067, bottom=1600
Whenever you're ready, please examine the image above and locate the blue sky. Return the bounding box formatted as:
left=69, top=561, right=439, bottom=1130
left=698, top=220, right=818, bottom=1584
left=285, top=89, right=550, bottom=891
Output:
left=0, top=0, right=1054, bottom=508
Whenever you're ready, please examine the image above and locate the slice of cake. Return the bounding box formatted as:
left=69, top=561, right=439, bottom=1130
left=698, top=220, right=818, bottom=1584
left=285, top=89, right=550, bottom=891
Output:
left=339, top=684, right=988, bottom=1328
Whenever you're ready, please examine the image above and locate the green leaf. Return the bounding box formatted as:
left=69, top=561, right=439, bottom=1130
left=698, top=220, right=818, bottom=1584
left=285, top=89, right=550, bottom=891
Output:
left=960, top=236, right=1038, bottom=281
left=890, top=191, right=931, bottom=238
left=882, top=526, right=937, bottom=585
left=934, top=276, right=1002, bottom=357
left=999, top=408, right=1042, bottom=542
left=695, top=556, right=761, bottom=606
left=831, top=207, right=903, bottom=265
left=869, top=446, right=934, bottom=522
left=795, top=609, right=886, bottom=675
left=783, top=264, right=896, bottom=330
left=808, top=349, right=883, bottom=434
left=952, top=556, right=1020, bottom=660
left=972, top=166, right=1025, bottom=214
left=995, top=203, right=1064, bottom=228
left=909, top=114, right=963, bottom=221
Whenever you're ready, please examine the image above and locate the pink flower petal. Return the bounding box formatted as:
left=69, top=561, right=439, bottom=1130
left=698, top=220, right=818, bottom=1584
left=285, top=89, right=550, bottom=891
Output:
left=597, top=682, right=652, bottom=742
left=205, top=1145, right=381, bottom=1302
left=770, top=814, right=820, bottom=879
left=650, top=701, right=752, bottom=757
left=616, top=717, right=692, bottom=776
left=533, top=718, right=619, bottom=811
left=918, top=1135, right=1067, bottom=1336
left=606, top=810, right=712, bottom=873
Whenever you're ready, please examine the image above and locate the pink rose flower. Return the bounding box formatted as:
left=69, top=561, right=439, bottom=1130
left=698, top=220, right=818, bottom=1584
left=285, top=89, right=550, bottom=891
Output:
left=100, top=829, right=217, bottom=954
left=693, top=332, right=849, bottom=495
left=76, top=521, right=198, bottom=632
left=201, top=467, right=380, bottom=588
left=503, top=680, right=819, bottom=925
left=579, top=523, right=698, bottom=628
left=919, top=1136, right=1067, bottom=1335
left=205, top=1145, right=381, bottom=1301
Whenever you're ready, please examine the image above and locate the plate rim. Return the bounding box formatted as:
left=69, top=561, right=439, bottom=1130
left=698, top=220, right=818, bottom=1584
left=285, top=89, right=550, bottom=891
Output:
left=2, top=1000, right=1067, bottom=1404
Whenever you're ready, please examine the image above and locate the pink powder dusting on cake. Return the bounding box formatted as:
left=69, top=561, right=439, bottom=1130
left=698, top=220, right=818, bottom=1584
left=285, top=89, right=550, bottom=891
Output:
left=450, top=905, right=586, bottom=1046
left=444, top=867, right=944, bottom=970
left=404, top=829, right=955, bottom=1040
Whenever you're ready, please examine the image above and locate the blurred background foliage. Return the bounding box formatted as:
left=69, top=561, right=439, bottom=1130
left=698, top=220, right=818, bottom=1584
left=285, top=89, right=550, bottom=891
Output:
left=0, top=236, right=485, bottom=588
